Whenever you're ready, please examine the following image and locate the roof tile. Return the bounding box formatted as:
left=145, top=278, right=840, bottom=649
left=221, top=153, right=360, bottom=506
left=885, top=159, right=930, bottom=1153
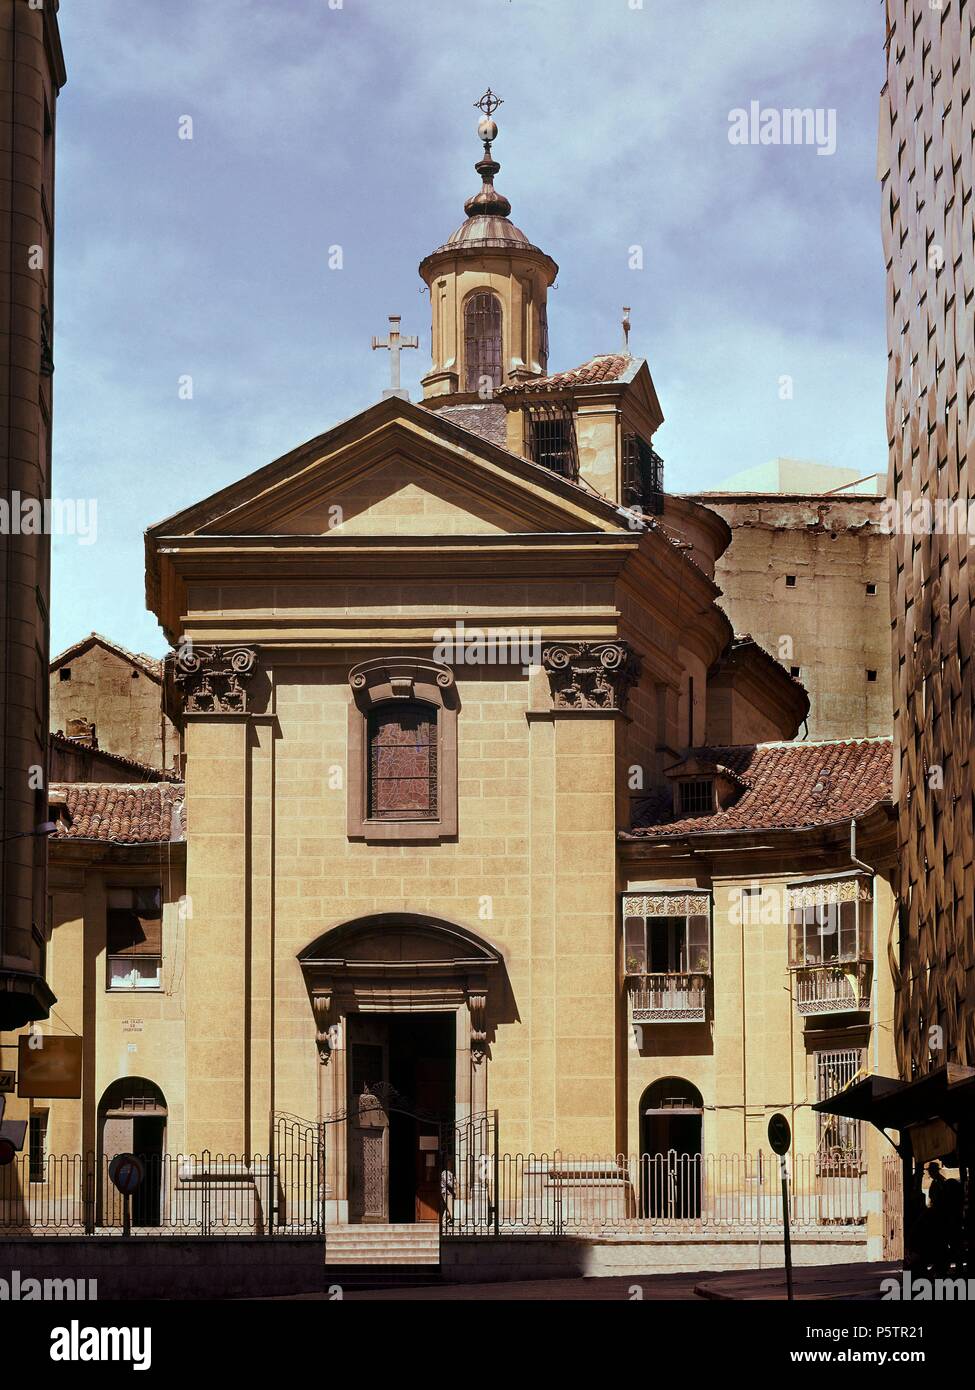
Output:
left=497, top=353, right=635, bottom=395
left=53, top=783, right=185, bottom=845
left=625, top=739, right=892, bottom=838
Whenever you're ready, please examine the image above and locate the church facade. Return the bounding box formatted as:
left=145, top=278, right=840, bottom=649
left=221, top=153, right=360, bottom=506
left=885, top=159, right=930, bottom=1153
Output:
left=9, top=101, right=897, bottom=1245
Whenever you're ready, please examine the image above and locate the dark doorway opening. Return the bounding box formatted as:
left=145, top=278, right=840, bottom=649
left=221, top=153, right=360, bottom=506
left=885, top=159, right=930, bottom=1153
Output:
left=639, top=1077, right=704, bottom=1219
left=388, top=1014, right=454, bottom=1223
left=346, top=1012, right=455, bottom=1224
left=97, top=1077, right=167, bottom=1227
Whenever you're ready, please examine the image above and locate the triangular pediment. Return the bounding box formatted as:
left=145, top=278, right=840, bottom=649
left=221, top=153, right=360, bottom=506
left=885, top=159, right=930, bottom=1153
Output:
left=147, top=397, right=628, bottom=541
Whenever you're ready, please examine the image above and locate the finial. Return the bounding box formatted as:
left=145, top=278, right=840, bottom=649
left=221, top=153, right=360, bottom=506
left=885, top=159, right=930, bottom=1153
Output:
left=465, top=89, right=511, bottom=220
left=622, top=306, right=632, bottom=354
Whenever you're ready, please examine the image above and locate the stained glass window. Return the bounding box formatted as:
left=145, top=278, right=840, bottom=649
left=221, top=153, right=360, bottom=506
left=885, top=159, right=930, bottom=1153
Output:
left=367, top=702, right=438, bottom=820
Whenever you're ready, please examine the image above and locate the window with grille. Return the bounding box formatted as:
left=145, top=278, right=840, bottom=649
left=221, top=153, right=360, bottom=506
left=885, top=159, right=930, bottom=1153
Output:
left=107, top=886, right=162, bottom=990
left=367, top=702, right=438, bottom=820
left=622, top=433, right=664, bottom=515
left=678, top=779, right=714, bottom=815
left=526, top=404, right=578, bottom=479
left=464, top=292, right=502, bottom=393
left=816, top=1048, right=863, bottom=1164
left=29, top=1113, right=48, bottom=1184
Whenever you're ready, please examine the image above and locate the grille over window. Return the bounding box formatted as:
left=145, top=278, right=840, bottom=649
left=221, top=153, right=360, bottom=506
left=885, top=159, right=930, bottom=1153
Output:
left=526, top=404, right=578, bottom=479
left=464, top=292, right=503, bottom=393
left=622, top=433, right=664, bottom=515
left=678, top=779, right=714, bottom=815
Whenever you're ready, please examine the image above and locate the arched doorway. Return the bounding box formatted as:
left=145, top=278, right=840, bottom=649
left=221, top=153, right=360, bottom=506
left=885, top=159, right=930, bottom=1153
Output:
left=97, top=1077, right=167, bottom=1227
left=298, top=914, right=503, bottom=1225
left=640, top=1077, right=703, bottom=1218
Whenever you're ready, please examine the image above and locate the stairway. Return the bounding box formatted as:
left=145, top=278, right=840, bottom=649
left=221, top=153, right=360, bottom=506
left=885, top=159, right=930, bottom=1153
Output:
left=323, top=1223, right=442, bottom=1289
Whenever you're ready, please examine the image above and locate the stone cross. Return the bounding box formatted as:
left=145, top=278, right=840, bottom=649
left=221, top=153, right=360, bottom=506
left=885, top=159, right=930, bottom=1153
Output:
left=371, top=315, right=419, bottom=400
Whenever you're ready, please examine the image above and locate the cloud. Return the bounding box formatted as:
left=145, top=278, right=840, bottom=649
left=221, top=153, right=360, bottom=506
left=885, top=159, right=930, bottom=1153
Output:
left=51, top=0, right=887, bottom=655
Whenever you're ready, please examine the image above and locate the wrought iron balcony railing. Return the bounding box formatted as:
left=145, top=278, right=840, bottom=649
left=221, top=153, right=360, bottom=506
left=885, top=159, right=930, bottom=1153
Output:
left=627, top=972, right=708, bottom=1024
left=792, top=961, right=871, bottom=1016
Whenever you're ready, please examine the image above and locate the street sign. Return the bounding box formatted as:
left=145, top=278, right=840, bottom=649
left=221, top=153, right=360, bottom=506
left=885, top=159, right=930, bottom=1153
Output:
left=767, top=1112, right=795, bottom=1300
left=108, top=1153, right=145, bottom=1195
left=17, top=1035, right=82, bottom=1099
left=0, top=1070, right=15, bottom=1094
left=767, top=1111, right=792, bottom=1155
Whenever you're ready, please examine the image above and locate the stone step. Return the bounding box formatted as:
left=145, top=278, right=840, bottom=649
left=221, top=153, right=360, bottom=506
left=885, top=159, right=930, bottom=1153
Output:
left=326, top=1252, right=441, bottom=1266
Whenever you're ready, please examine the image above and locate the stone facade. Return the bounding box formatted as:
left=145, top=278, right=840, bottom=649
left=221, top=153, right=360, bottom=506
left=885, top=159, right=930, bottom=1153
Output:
left=50, top=634, right=176, bottom=772
left=0, top=0, right=66, bottom=1028
left=695, top=492, right=892, bottom=741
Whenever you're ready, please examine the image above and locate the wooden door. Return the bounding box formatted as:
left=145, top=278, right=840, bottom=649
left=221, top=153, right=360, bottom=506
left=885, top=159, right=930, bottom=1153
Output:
left=348, top=1026, right=389, bottom=1224
left=414, top=1057, right=450, bottom=1222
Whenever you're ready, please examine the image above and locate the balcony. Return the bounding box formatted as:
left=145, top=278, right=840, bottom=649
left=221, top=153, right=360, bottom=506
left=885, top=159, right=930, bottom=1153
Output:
left=792, top=962, right=871, bottom=1017
left=627, top=973, right=708, bottom=1024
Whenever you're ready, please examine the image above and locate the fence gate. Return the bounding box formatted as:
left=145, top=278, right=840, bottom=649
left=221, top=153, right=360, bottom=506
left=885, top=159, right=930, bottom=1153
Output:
left=882, top=1153, right=904, bottom=1261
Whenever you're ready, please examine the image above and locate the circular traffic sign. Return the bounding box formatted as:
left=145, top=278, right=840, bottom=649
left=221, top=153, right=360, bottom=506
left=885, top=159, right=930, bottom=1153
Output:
left=108, top=1152, right=145, bottom=1194
left=768, top=1112, right=792, bottom=1156
left=0, top=1137, right=16, bottom=1167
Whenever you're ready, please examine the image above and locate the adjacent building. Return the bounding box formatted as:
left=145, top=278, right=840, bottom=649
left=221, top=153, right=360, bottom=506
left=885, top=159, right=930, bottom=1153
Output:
left=0, top=0, right=66, bottom=1029
left=692, top=462, right=892, bottom=742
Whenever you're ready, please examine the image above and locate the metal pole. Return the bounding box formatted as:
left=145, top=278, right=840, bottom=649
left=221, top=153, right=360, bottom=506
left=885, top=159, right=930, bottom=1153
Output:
left=123, top=1190, right=131, bottom=1238
left=780, top=1152, right=794, bottom=1300
left=492, top=1110, right=500, bottom=1236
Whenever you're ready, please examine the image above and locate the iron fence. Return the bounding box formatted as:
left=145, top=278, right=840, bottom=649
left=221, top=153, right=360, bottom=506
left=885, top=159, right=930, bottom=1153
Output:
left=0, top=1117, right=324, bottom=1237
left=2, top=1139, right=865, bottom=1239
left=445, top=1148, right=866, bottom=1237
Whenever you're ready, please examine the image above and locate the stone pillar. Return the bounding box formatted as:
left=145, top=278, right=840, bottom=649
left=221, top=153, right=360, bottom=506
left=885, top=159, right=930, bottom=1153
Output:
left=248, top=716, right=275, bottom=1155
left=183, top=713, right=250, bottom=1155
left=538, top=642, right=641, bottom=1155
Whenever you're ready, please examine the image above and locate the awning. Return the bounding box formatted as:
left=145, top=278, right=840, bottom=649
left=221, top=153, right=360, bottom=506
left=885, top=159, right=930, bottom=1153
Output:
left=813, top=1064, right=975, bottom=1153
left=812, top=1073, right=906, bottom=1121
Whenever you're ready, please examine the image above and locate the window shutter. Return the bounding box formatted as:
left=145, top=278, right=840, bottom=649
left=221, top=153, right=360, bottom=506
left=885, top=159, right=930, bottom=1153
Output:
left=107, top=891, right=162, bottom=957
left=623, top=917, right=646, bottom=974
left=687, top=915, right=710, bottom=973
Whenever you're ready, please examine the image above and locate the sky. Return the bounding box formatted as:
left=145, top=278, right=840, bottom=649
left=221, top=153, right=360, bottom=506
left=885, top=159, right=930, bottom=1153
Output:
left=50, top=0, right=887, bottom=657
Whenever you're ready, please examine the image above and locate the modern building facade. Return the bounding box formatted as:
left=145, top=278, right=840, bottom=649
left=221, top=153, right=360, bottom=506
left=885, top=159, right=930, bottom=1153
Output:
left=883, top=0, right=975, bottom=1083
left=0, top=0, right=66, bottom=1028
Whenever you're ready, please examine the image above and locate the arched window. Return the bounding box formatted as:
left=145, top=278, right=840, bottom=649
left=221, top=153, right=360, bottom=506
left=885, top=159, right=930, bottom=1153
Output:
left=464, top=292, right=502, bottom=393
left=367, top=701, right=438, bottom=820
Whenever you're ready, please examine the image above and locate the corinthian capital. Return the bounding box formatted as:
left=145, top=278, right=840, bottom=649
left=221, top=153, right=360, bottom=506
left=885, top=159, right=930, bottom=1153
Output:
left=173, top=644, right=257, bottom=714
left=542, top=640, right=641, bottom=713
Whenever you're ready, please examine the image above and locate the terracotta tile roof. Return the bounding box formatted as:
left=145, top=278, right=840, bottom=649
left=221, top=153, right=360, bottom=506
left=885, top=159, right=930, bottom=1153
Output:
left=422, top=401, right=509, bottom=448
left=52, top=783, right=185, bottom=845
left=50, top=632, right=163, bottom=681
left=624, top=739, right=893, bottom=839
left=496, top=353, right=638, bottom=395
